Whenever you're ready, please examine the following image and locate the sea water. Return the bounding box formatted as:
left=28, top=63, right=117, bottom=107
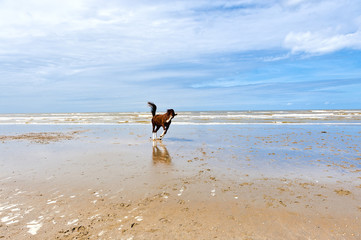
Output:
left=1, top=110, right=361, bottom=125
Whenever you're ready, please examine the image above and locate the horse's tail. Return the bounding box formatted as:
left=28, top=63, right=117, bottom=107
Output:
left=148, top=102, right=157, bottom=116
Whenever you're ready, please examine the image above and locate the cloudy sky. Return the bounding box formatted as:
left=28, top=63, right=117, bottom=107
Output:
left=1, top=0, right=361, bottom=113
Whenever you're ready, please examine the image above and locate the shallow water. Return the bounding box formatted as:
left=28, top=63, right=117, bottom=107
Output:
left=1, top=124, right=360, bottom=185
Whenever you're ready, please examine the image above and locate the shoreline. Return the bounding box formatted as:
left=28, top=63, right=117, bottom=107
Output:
left=1, top=110, right=361, bottom=126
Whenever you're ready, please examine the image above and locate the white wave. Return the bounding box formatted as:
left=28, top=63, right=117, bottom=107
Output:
left=172, top=122, right=361, bottom=125
left=1, top=110, right=360, bottom=125
left=1, top=121, right=361, bottom=126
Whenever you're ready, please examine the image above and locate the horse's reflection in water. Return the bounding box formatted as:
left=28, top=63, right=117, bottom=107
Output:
left=152, top=141, right=171, bottom=165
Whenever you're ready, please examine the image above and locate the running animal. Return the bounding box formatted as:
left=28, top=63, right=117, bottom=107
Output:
left=148, top=102, right=177, bottom=140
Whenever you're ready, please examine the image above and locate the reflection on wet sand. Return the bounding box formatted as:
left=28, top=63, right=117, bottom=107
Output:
left=152, top=141, right=172, bottom=165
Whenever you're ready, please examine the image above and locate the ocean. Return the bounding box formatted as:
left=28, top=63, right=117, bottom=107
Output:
left=1, top=110, right=361, bottom=125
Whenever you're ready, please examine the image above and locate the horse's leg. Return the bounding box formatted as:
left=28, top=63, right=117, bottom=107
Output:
left=160, top=125, right=168, bottom=139
left=153, top=125, right=161, bottom=140
left=152, top=122, right=156, bottom=140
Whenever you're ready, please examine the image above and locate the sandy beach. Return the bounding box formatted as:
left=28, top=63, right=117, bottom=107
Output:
left=1, top=123, right=361, bottom=239
left=2, top=0, right=361, bottom=237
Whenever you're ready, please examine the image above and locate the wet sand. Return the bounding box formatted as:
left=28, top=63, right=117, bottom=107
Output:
left=0, top=125, right=360, bottom=239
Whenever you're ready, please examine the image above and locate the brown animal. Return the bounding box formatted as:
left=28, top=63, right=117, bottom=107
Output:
left=148, top=102, right=177, bottom=140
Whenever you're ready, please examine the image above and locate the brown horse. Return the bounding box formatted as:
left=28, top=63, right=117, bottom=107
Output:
left=148, top=102, right=177, bottom=140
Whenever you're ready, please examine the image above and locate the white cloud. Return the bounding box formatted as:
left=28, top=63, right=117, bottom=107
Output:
left=284, top=30, right=361, bottom=54
left=1, top=0, right=361, bottom=59
left=0, top=0, right=89, bottom=38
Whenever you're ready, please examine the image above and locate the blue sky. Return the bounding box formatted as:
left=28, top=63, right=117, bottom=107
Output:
left=1, top=0, right=361, bottom=113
